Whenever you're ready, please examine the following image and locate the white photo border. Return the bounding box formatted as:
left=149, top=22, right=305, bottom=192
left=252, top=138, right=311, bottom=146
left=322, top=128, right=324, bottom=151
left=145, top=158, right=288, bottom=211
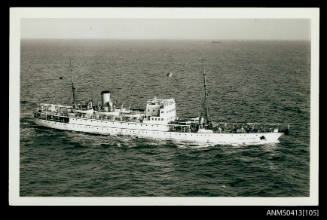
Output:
left=9, top=7, right=320, bottom=206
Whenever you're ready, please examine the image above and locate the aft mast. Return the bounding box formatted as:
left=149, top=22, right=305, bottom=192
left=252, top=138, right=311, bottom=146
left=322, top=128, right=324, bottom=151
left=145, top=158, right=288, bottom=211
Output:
left=202, top=65, right=210, bottom=126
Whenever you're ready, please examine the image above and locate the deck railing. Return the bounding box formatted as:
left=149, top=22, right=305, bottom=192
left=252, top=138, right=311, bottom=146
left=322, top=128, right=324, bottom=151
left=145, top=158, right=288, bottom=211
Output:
left=210, top=122, right=289, bottom=133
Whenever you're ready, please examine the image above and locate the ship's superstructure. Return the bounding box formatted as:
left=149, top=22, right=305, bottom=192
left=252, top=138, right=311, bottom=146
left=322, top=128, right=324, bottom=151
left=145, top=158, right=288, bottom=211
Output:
left=33, top=61, right=289, bottom=145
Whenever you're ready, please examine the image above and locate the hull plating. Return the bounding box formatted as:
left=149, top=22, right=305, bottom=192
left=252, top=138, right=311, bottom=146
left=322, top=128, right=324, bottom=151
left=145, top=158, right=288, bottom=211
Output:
left=34, top=118, right=283, bottom=145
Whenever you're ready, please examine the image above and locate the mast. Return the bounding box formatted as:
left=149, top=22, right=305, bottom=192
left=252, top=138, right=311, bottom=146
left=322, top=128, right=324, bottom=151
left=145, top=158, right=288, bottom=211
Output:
left=202, top=65, right=210, bottom=125
left=70, top=58, right=76, bottom=107
left=203, top=66, right=209, bottom=123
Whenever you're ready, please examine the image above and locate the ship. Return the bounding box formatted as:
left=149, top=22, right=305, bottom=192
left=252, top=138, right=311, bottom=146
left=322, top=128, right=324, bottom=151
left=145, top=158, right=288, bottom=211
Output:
left=33, top=60, right=289, bottom=145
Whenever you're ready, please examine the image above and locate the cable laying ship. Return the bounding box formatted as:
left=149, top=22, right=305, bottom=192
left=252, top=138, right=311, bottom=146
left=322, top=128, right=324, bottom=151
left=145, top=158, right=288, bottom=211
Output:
left=34, top=61, right=289, bottom=145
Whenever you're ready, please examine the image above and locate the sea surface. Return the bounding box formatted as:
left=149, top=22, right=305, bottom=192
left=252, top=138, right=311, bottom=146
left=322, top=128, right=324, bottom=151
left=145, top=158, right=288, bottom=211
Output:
left=20, top=39, right=310, bottom=196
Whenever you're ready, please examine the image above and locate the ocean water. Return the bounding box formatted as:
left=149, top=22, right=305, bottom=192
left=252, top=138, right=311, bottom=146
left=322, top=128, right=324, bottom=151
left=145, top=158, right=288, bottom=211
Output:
left=20, top=39, right=310, bottom=196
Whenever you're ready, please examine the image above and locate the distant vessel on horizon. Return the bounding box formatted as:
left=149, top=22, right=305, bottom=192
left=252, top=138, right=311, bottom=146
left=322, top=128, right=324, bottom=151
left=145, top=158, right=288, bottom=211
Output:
left=34, top=60, right=289, bottom=145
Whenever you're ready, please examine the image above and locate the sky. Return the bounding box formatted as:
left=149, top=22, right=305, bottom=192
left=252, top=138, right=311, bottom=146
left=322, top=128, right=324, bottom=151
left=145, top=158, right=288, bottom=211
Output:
left=21, top=19, right=310, bottom=40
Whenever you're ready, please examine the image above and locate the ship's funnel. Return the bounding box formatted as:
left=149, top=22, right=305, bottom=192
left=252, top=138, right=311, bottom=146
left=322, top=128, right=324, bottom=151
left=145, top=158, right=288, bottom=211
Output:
left=101, top=90, right=111, bottom=112
left=199, top=116, right=205, bottom=128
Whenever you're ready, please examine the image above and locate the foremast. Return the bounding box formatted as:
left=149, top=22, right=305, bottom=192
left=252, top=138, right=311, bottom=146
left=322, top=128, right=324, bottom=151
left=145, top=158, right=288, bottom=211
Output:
left=70, top=58, right=76, bottom=108
left=201, top=66, right=210, bottom=127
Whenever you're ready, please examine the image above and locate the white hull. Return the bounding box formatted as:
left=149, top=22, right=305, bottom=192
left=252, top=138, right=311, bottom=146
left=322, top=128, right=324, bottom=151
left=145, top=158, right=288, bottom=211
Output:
left=34, top=118, right=283, bottom=145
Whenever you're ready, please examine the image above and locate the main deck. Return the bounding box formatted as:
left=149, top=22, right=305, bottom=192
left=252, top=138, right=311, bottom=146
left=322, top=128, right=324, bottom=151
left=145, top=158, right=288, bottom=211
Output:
left=34, top=117, right=283, bottom=145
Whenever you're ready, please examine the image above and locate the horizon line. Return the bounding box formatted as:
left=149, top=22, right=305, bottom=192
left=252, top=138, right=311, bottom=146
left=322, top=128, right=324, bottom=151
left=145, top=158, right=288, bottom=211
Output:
left=20, top=38, right=310, bottom=41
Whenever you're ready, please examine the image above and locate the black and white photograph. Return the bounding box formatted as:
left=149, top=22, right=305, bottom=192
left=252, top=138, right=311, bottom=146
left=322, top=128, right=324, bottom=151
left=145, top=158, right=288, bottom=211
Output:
left=9, top=8, right=319, bottom=206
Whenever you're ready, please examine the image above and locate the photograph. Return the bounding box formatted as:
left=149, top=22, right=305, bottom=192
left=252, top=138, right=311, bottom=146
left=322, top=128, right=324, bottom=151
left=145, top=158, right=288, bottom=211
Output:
left=9, top=8, right=319, bottom=206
